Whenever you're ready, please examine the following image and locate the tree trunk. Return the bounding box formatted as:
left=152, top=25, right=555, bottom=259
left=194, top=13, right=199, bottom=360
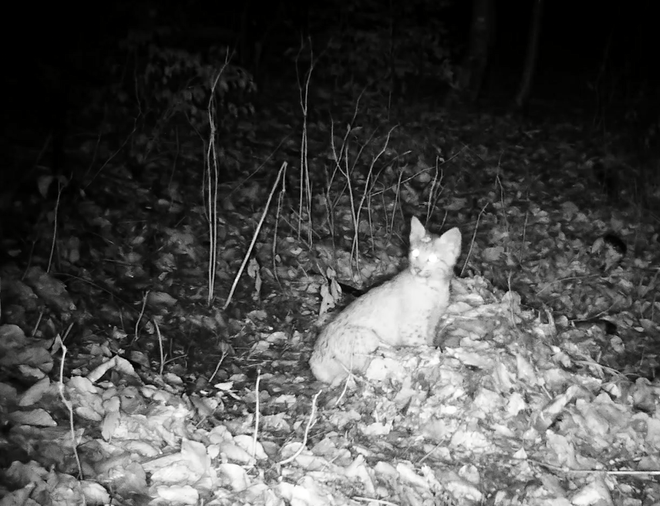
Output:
left=514, top=0, right=544, bottom=109
left=459, top=0, right=496, bottom=103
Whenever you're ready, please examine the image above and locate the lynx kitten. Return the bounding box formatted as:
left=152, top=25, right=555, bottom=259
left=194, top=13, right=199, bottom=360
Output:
left=310, top=217, right=462, bottom=386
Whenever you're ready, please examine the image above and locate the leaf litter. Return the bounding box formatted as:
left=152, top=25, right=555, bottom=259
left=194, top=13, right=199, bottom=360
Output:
left=1, top=96, right=660, bottom=506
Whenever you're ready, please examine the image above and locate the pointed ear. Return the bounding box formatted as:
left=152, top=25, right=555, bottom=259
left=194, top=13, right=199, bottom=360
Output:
left=409, top=216, right=427, bottom=242
left=436, top=227, right=462, bottom=264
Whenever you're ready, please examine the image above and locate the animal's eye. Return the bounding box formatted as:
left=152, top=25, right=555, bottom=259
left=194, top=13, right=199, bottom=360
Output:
left=427, top=254, right=438, bottom=263
left=411, top=249, right=420, bottom=258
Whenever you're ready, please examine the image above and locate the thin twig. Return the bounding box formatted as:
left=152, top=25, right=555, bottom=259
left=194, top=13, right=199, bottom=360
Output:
left=272, top=170, right=287, bottom=290
left=370, top=147, right=465, bottom=199
left=31, top=311, right=45, bottom=338
left=461, top=202, right=489, bottom=277
left=277, top=390, right=321, bottom=466
left=132, top=291, right=149, bottom=345
left=536, top=275, right=600, bottom=296
left=253, top=369, right=261, bottom=459
left=224, top=161, right=288, bottom=309
left=429, top=157, right=446, bottom=220
left=85, top=121, right=137, bottom=189
left=154, top=319, right=165, bottom=376
left=296, top=40, right=314, bottom=245
left=352, top=126, right=396, bottom=260
left=520, top=209, right=529, bottom=262
left=204, top=55, right=230, bottom=307
left=56, top=336, right=83, bottom=479
left=353, top=497, right=398, bottom=505
left=47, top=179, right=65, bottom=274
left=529, top=458, right=660, bottom=476
left=207, top=349, right=228, bottom=384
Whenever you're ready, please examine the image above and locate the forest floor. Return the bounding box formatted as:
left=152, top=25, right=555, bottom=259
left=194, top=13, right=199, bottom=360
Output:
left=1, top=81, right=660, bottom=506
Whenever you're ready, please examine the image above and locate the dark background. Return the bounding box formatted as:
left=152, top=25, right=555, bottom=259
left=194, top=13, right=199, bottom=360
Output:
left=1, top=0, right=657, bottom=191
left=8, top=0, right=658, bottom=96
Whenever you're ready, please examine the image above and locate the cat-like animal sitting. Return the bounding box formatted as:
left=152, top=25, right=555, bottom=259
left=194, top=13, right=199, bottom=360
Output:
left=310, top=217, right=462, bottom=386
